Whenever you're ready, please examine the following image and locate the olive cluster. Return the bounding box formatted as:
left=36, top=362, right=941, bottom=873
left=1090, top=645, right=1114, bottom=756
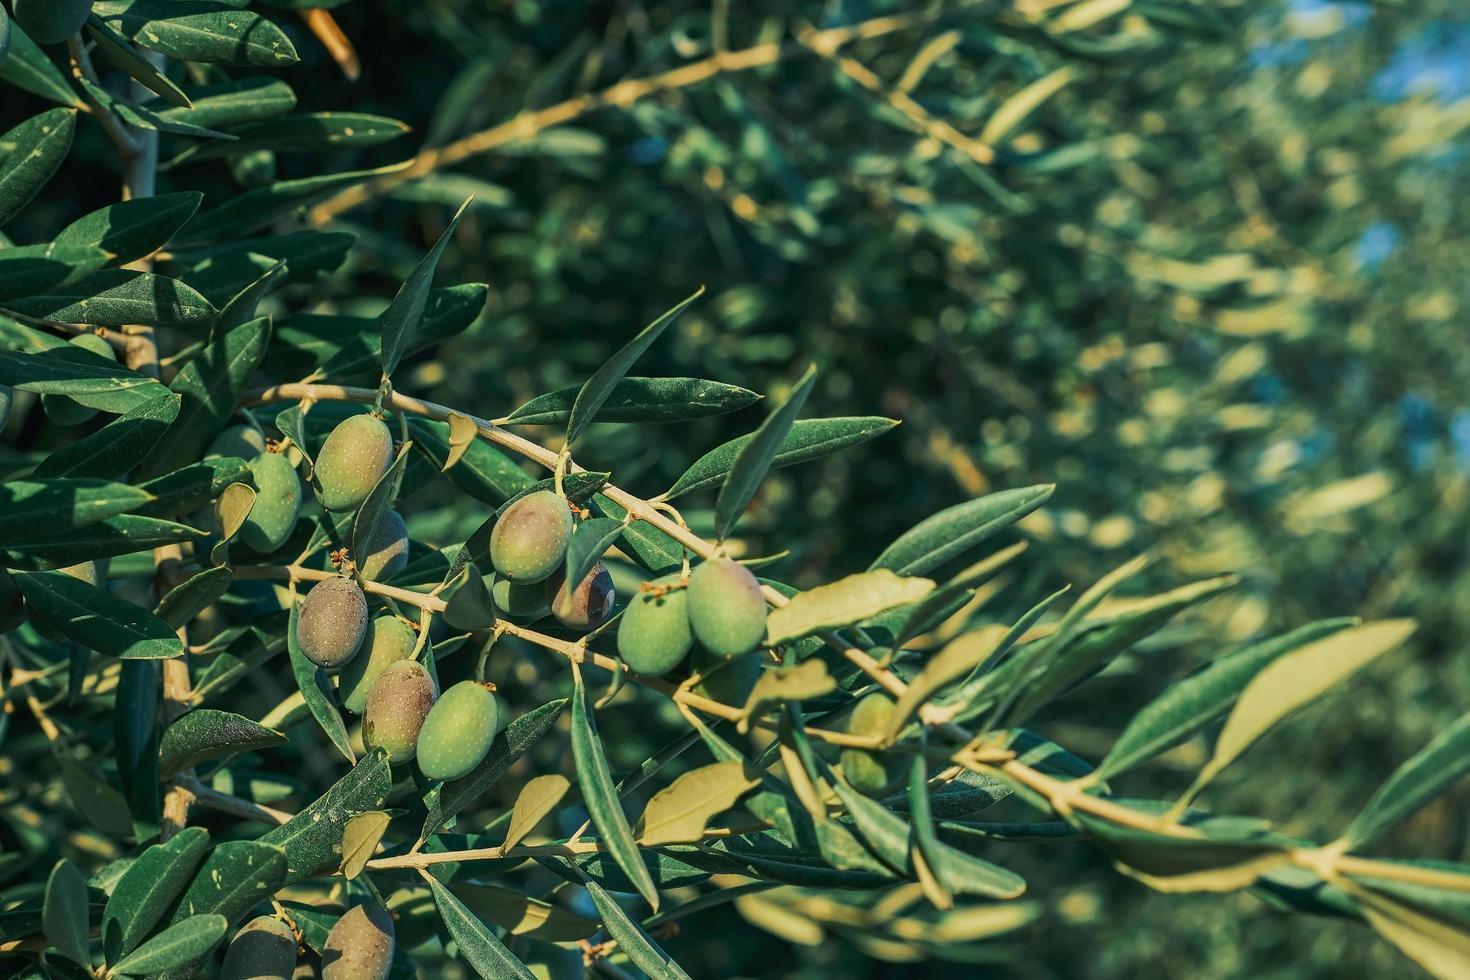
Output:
left=217, top=903, right=396, bottom=980
left=489, top=489, right=616, bottom=629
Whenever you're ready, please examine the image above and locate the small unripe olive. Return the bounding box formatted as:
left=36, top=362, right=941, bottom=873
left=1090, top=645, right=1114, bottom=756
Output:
left=240, top=451, right=301, bottom=552
left=13, top=0, right=93, bottom=44
left=690, top=646, right=762, bottom=708
left=296, top=577, right=368, bottom=670
left=206, top=424, right=266, bottom=460
left=489, top=490, right=573, bottom=583
left=338, top=614, right=415, bottom=715
left=617, top=576, right=693, bottom=675
left=0, top=568, right=24, bottom=634
left=321, top=903, right=395, bottom=980
left=315, top=414, right=393, bottom=513
left=687, top=558, right=767, bottom=657
left=840, top=692, right=904, bottom=797
left=492, top=575, right=550, bottom=622
left=358, top=508, right=409, bottom=582
left=548, top=561, right=614, bottom=630
left=43, top=333, right=114, bottom=426
left=362, top=660, right=436, bottom=763
left=416, top=680, right=498, bottom=781
left=219, top=914, right=297, bottom=980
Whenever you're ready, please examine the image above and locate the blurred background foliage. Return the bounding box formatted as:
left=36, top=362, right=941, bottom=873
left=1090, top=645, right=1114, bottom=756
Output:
left=5, top=0, right=1469, bottom=975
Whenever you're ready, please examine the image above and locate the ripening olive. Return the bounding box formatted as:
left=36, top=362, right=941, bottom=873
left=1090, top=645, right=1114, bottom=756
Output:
left=219, top=915, right=297, bottom=980
left=43, top=333, right=114, bottom=426
left=840, top=692, right=904, bottom=797
left=491, top=574, right=550, bottom=622
left=489, top=490, right=572, bottom=583
left=358, top=508, right=409, bottom=582
left=338, top=614, right=415, bottom=715
left=548, top=561, right=614, bottom=630
left=315, top=414, right=393, bottom=513
left=13, top=0, right=93, bottom=44
left=416, top=680, right=498, bottom=781
left=362, top=660, right=436, bottom=763
left=687, top=558, right=767, bottom=658
left=240, top=452, right=301, bottom=552
left=0, top=568, right=24, bottom=634
left=321, top=903, right=395, bottom=980
left=206, top=424, right=266, bottom=460
left=296, top=577, right=367, bottom=670
left=617, top=576, right=693, bottom=675
left=690, top=646, right=762, bottom=708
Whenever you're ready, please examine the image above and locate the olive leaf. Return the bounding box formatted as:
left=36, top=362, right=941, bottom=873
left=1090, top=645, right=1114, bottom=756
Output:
left=379, top=196, right=471, bottom=378
left=765, top=569, right=935, bottom=646
left=635, top=762, right=761, bottom=846
left=0, top=108, right=76, bottom=228
left=340, top=811, right=392, bottom=879
left=13, top=570, right=183, bottom=659
left=500, top=774, right=571, bottom=852
left=715, top=363, right=816, bottom=540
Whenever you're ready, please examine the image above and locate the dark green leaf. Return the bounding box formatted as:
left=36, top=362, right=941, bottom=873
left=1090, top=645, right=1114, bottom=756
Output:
left=0, top=344, right=165, bottom=414
left=142, top=316, right=270, bottom=479
left=352, top=442, right=412, bottom=574
left=83, top=13, right=192, bottom=108
left=5, top=513, right=204, bottom=565
left=179, top=232, right=353, bottom=305
left=6, top=270, right=217, bottom=326
left=0, top=244, right=111, bottom=303
left=110, top=914, right=226, bottom=974
left=93, top=0, right=299, bottom=66
left=43, top=860, right=89, bottom=966
left=0, top=108, right=76, bottom=227
left=1348, top=710, right=1470, bottom=849
left=76, top=76, right=230, bottom=141
left=114, top=659, right=162, bottom=829
left=663, top=416, right=897, bottom=500
left=426, top=877, right=535, bottom=979
left=12, top=570, right=183, bottom=659
left=260, top=750, right=392, bottom=884
left=379, top=197, right=469, bottom=378
left=35, top=391, right=181, bottom=479
left=154, top=565, right=233, bottom=629
left=0, top=25, right=85, bottom=108
left=285, top=596, right=355, bottom=764
left=159, top=709, right=286, bottom=778
left=144, top=77, right=296, bottom=129
left=563, top=517, right=622, bottom=598
left=509, top=376, right=756, bottom=426
left=101, top=826, right=208, bottom=962
left=162, top=841, right=286, bottom=938
left=869, top=484, right=1055, bottom=577
left=0, top=479, right=152, bottom=541
left=176, top=163, right=411, bottom=245
left=54, top=192, right=202, bottom=267
left=571, top=668, right=660, bottom=911
left=315, top=283, right=488, bottom=384
left=567, top=287, right=703, bottom=445
left=716, top=364, right=817, bottom=540
left=595, top=494, right=683, bottom=575
left=168, top=112, right=410, bottom=166
left=135, top=460, right=245, bottom=518
left=410, top=417, right=534, bottom=505
left=584, top=879, right=691, bottom=980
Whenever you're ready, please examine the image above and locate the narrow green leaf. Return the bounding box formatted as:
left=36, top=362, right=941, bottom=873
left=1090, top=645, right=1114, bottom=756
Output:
left=870, top=484, right=1054, bottom=577
left=315, top=283, right=488, bottom=384
left=563, top=517, right=623, bottom=600
left=154, top=565, right=233, bottom=629
left=0, top=244, right=111, bottom=302
left=93, top=0, right=299, bottom=66
left=54, top=192, right=202, bottom=267
left=168, top=112, right=410, bottom=166
left=259, top=750, right=392, bottom=884
left=352, top=441, right=412, bottom=574
left=1095, top=619, right=1355, bottom=781
left=0, top=479, right=152, bottom=542
left=13, top=570, right=182, bottom=659
left=0, top=345, right=166, bottom=415
left=593, top=494, right=682, bottom=575
left=0, top=25, right=86, bottom=108
left=6, top=270, right=217, bottom=326
left=110, top=914, right=226, bottom=974
left=161, top=841, right=286, bottom=949
left=895, top=542, right=1028, bottom=646
left=76, top=75, right=230, bottom=141
left=159, top=709, right=286, bottom=778
left=379, top=197, right=470, bottom=378
left=664, top=416, right=897, bottom=500
left=114, top=659, right=162, bottom=833
left=213, top=259, right=287, bottom=334
left=1347, top=711, right=1470, bottom=849
left=176, top=163, right=411, bottom=245
left=567, top=288, right=704, bottom=445
left=285, top=596, right=355, bottom=764
left=43, top=860, right=89, bottom=967
left=766, top=569, right=934, bottom=645
left=583, top=879, right=692, bottom=979
left=141, top=316, right=270, bottom=479
left=101, top=827, right=208, bottom=962
left=145, top=77, right=296, bottom=129
left=0, top=108, right=76, bottom=227
left=426, top=876, right=535, bottom=979
left=715, top=364, right=815, bottom=539
left=5, top=513, right=204, bottom=565
left=83, top=13, right=192, bottom=108
left=571, top=668, right=661, bottom=910
left=908, top=749, right=959, bottom=907
left=423, top=698, right=566, bottom=841
left=509, top=376, right=757, bottom=426
left=35, top=391, right=181, bottom=479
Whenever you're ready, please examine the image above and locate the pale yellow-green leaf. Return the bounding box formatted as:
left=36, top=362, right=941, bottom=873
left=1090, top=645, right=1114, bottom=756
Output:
left=734, top=893, right=825, bottom=946
left=214, top=482, right=256, bottom=541
left=500, top=774, right=570, bottom=852
left=443, top=411, right=479, bottom=472
left=885, top=624, right=1007, bottom=740
left=340, top=810, right=391, bottom=879
left=737, top=659, right=836, bottom=733
left=1050, top=0, right=1132, bottom=34
left=888, top=902, right=1038, bottom=944
left=1281, top=472, right=1392, bottom=531
left=456, top=883, right=599, bottom=941
left=979, top=67, right=1074, bottom=146
left=1343, top=880, right=1470, bottom=980
left=766, top=569, right=934, bottom=646
left=635, top=761, right=760, bottom=846
left=1114, top=851, right=1292, bottom=894
left=1191, top=620, right=1415, bottom=792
